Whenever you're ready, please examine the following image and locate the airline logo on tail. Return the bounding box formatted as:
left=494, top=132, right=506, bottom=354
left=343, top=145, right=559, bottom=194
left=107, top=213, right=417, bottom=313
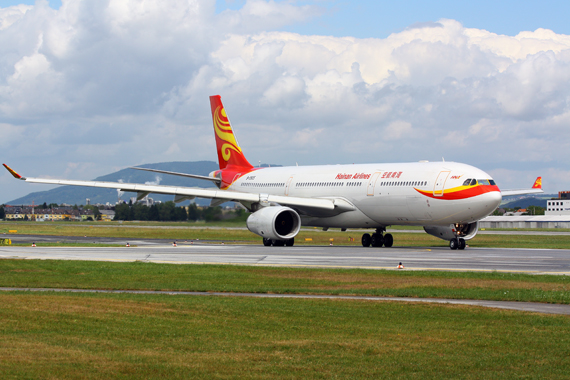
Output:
left=210, top=95, right=253, bottom=170
left=532, top=177, right=542, bottom=189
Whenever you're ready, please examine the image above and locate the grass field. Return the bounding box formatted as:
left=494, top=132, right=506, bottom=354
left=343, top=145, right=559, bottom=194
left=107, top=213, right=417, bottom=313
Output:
left=1, top=291, right=570, bottom=379
left=2, top=221, right=570, bottom=378
left=3, top=221, right=570, bottom=248
left=1, top=260, right=570, bottom=305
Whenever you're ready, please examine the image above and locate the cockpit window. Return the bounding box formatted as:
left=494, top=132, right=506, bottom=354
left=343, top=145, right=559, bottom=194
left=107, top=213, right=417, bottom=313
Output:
left=477, top=179, right=490, bottom=185
left=470, top=179, right=477, bottom=186
left=489, top=179, right=496, bottom=186
left=462, top=179, right=471, bottom=186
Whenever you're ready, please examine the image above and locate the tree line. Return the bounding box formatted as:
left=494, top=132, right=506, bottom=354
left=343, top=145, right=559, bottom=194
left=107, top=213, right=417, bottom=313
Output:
left=113, top=202, right=246, bottom=222
left=0, top=202, right=246, bottom=222
left=493, top=205, right=545, bottom=215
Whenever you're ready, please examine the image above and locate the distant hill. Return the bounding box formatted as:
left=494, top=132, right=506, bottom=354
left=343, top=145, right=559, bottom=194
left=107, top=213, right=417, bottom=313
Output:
left=500, top=196, right=551, bottom=210
left=7, top=161, right=220, bottom=206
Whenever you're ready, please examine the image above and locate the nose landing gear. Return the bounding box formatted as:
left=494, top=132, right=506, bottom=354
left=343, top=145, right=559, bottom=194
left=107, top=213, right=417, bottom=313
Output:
left=449, top=238, right=466, bottom=250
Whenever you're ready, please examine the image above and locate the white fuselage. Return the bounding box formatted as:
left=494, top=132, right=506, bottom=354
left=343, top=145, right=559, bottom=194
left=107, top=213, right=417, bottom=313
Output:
left=227, top=161, right=502, bottom=229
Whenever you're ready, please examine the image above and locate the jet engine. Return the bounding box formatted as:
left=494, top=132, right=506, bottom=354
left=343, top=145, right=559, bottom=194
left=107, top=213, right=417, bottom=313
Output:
left=246, top=206, right=301, bottom=241
left=423, top=221, right=479, bottom=241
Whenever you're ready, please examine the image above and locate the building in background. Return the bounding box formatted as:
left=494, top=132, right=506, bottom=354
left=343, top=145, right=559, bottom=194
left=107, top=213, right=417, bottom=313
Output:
left=481, top=190, right=570, bottom=228
left=546, top=191, right=570, bottom=215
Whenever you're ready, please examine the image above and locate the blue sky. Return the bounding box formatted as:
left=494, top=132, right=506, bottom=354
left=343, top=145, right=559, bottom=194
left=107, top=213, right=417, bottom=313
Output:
left=2, top=0, right=570, bottom=202
left=3, top=0, right=570, bottom=38
left=283, top=0, right=570, bottom=38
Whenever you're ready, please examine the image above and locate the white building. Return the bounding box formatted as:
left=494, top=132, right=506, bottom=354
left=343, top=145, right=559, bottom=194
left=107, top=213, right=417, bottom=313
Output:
left=546, top=199, right=570, bottom=215
left=480, top=215, right=570, bottom=229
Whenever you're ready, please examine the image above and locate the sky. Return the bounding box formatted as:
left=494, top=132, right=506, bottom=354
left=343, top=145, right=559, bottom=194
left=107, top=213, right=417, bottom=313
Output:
left=1, top=0, right=570, bottom=203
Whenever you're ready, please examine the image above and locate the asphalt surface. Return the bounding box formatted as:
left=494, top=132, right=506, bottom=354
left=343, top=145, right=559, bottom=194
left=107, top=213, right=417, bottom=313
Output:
left=2, top=234, right=570, bottom=274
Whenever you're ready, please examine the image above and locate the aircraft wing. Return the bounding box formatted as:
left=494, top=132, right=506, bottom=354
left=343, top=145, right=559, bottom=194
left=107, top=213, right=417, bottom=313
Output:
left=3, top=164, right=345, bottom=211
left=501, top=177, right=544, bottom=197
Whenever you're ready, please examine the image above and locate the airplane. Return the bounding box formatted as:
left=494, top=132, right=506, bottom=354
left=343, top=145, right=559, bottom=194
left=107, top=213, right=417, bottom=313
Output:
left=3, top=95, right=543, bottom=250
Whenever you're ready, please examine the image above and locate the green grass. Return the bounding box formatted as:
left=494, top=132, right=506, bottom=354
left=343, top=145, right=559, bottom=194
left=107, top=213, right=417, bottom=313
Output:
left=3, top=222, right=570, bottom=378
left=1, top=291, right=569, bottom=379
left=2, top=260, right=570, bottom=378
left=2, top=260, right=570, bottom=304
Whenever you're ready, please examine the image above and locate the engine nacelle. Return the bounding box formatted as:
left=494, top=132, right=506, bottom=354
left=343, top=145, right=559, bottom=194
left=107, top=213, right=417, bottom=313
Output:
left=246, top=206, right=301, bottom=241
left=424, top=222, right=479, bottom=241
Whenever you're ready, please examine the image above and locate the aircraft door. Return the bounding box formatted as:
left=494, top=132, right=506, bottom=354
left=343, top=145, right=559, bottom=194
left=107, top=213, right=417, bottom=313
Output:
left=231, top=173, right=241, bottom=187
left=367, top=172, right=382, bottom=196
left=433, top=171, right=450, bottom=197
left=285, top=176, right=294, bottom=196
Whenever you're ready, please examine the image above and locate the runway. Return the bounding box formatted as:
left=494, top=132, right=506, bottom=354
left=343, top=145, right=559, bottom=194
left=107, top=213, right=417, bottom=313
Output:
left=2, top=239, right=570, bottom=274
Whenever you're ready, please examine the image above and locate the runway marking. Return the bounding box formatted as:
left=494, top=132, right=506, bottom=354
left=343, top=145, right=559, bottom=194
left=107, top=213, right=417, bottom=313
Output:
left=3, top=245, right=570, bottom=275
left=9, top=255, right=562, bottom=275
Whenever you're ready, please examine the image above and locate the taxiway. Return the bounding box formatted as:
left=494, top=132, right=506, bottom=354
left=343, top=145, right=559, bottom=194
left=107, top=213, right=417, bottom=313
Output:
left=2, top=238, right=570, bottom=274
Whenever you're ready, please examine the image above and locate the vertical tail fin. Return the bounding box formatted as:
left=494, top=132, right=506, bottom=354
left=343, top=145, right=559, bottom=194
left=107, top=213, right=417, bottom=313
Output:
left=209, top=95, right=253, bottom=170
left=532, top=177, right=542, bottom=189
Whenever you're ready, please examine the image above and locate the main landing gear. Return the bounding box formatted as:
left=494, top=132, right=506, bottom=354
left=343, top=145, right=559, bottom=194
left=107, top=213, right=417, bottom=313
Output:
left=361, top=229, right=393, bottom=248
left=263, top=238, right=294, bottom=247
left=449, top=237, right=466, bottom=250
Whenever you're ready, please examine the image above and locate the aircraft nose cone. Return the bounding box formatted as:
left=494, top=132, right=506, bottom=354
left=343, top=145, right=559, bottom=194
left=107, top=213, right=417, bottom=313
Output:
left=488, top=190, right=502, bottom=209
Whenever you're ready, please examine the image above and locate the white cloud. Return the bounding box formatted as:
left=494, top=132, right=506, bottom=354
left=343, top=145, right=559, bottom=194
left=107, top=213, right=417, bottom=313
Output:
left=217, top=0, right=322, bottom=34
left=2, top=1, right=570, bottom=202
left=383, top=120, right=413, bottom=141
left=0, top=4, right=32, bottom=31
left=293, top=127, right=324, bottom=147
left=145, top=175, right=162, bottom=186
left=262, top=75, right=307, bottom=107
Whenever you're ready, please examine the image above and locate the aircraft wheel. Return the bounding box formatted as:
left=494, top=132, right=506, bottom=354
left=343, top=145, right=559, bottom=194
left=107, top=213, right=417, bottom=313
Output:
left=361, top=233, right=371, bottom=247
left=449, top=238, right=459, bottom=250
left=371, top=234, right=384, bottom=247
left=285, top=238, right=294, bottom=247
left=273, top=239, right=285, bottom=247
left=384, top=233, right=394, bottom=247
left=263, top=238, right=272, bottom=246
left=458, top=238, right=466, bottom=250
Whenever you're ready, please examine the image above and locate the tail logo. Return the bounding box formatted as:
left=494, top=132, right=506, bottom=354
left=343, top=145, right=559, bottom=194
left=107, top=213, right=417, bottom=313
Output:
left=214, top=106, right=241, bottom=162
left=533, top=177, right=542, bottom=189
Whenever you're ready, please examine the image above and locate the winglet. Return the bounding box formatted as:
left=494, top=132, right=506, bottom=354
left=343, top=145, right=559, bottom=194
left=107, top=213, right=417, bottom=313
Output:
left=3, top=164, right=25, bottom=180
left=532, top=177, right=542, bottom=189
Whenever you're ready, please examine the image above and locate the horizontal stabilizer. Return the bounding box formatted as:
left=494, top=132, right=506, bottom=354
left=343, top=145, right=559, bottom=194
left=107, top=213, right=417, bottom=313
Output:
left=501, top=177, right=544, bottom=197
left=130, top=167, right=221, bottom=184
